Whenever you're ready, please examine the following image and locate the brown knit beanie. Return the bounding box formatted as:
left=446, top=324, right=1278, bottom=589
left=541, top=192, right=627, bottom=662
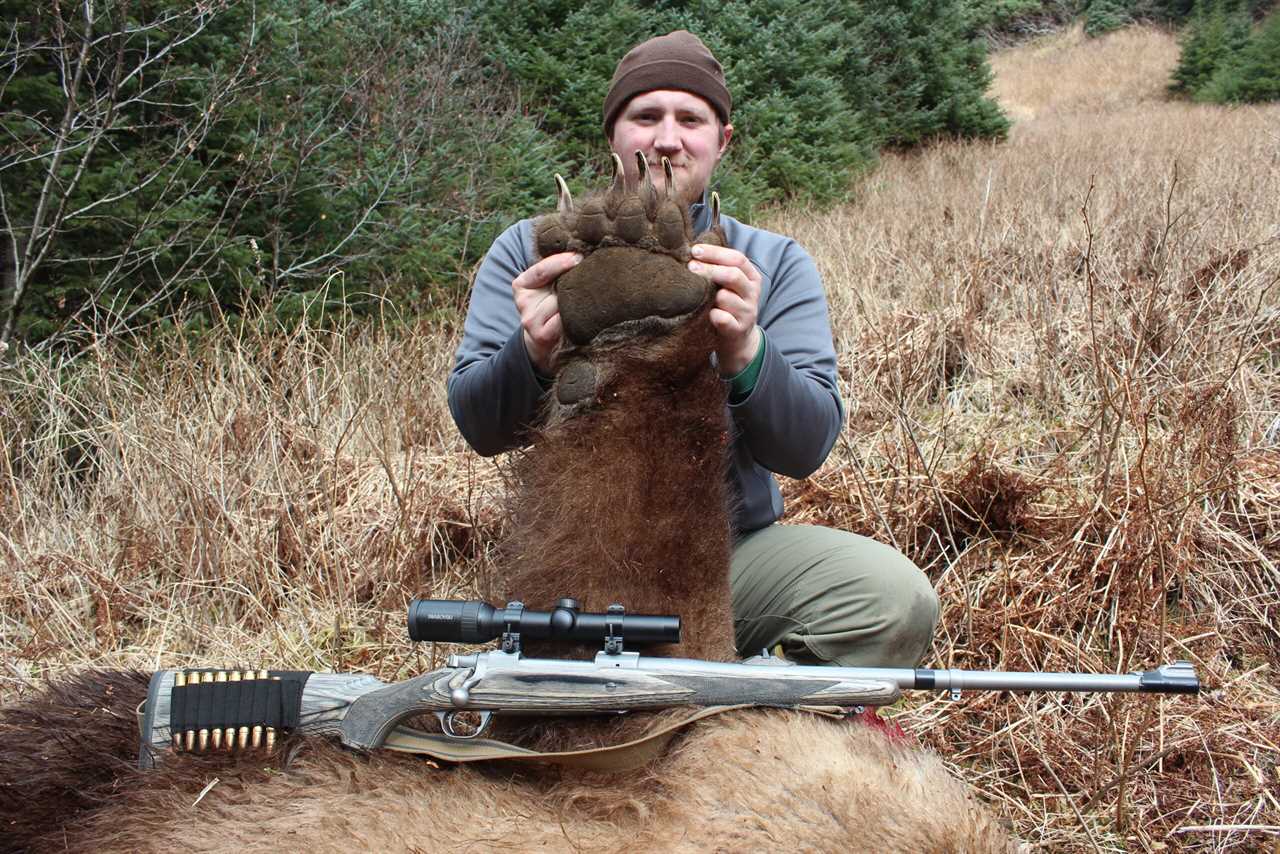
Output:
left=602, top=30, right=731, bottom=136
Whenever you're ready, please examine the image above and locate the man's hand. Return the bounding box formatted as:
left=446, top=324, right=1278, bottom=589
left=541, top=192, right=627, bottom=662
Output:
left=688, top=243, right=763, bottom=376
left=513, top=252, right=581, bottom=375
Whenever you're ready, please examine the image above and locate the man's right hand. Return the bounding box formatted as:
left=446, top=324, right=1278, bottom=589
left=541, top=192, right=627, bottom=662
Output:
left=514, top=251, right=581, bottom=375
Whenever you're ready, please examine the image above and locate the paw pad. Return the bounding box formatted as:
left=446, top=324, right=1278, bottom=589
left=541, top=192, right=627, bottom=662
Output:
left=534, top=152, right=725, bottom=346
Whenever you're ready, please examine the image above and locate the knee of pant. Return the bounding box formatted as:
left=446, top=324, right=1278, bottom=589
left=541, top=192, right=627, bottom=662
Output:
left=883, top=558, right=938, bottom=633
left=828, top=546, right=939, bottom=665
left=839, top=541, right=938, bottom=632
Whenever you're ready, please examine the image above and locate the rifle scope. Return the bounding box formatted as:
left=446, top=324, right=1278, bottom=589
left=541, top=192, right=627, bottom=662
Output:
left=407, top=598, right=680, bottom=646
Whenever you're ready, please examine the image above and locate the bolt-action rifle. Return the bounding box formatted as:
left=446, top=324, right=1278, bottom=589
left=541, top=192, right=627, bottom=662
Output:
left=138, top=597, right=1201, bottom=769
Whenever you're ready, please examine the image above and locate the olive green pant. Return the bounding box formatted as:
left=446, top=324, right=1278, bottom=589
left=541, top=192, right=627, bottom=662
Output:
left=731, top=524, right=939, bottom=668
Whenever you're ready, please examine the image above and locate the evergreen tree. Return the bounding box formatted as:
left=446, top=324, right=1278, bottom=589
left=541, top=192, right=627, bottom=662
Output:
left=473, top=0, right=1009, bottom=212
left=1085, top=0, right=1133, bottom=34
left=1, top=0, right=1017, bottom=346
left=960, top=0, right=1055, bottom=35
left=1200, top=10, right=1280, bottom=100
left=1152, top=0, right=1199, bottom=20
left=0, top=0, right=262, bottom=343
left=0, top=0, right=556, bottom=346
left=1169, top=0, right=1252, bottom=94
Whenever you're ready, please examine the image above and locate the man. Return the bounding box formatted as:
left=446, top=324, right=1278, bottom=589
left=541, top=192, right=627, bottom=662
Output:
left=448, top=30, right=938, bottom=668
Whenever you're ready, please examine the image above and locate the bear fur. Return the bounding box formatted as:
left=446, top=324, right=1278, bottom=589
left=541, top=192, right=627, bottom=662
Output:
left=0, top=157, right=1019, bottom=853
left=1, top=669, right=1019, bottom=853
left=501, top=154, right=736, bottom=666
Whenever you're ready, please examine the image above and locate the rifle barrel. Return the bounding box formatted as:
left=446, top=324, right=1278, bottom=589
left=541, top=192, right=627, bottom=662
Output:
left=912, top=661, right=1199, bottom=695
left=445, top=653, right=1201, bottom=697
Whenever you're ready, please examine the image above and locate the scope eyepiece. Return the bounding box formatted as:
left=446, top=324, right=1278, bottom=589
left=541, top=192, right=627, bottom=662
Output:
left=407, top=598, right=680, bottom=647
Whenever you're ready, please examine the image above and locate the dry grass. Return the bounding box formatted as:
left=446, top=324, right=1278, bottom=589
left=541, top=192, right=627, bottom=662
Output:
left=769, top=24, right=1280, bottom=853
left=2, top=23, right=1278, bottom=853
left=0, top=313, right=506, bottom=681
left=989, top=23, right=1182, bottom=122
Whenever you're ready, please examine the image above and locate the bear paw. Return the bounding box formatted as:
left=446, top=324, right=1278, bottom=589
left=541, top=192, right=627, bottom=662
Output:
left=534, top=151, right=725, bottom=348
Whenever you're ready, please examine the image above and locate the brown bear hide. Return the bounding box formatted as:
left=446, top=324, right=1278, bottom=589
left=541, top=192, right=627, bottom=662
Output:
left=0, top=669, right=1020, bottom=853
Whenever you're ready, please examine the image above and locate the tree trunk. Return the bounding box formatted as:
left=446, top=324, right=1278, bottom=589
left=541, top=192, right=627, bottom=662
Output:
left=0, top=231, right=22, bottom=347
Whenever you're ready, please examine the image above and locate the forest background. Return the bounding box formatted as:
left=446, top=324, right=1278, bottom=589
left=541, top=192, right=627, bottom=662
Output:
left=3, top=0, right=1280, bottom=851
left=2, top=0, right=1277, bottom=347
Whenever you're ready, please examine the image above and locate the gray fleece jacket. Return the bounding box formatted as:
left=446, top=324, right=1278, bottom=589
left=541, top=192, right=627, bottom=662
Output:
left=447, top=198, right=844, bottom=535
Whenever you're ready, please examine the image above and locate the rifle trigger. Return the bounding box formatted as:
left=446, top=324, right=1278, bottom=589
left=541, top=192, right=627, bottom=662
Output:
left=435, top=710, right=493, bottom=740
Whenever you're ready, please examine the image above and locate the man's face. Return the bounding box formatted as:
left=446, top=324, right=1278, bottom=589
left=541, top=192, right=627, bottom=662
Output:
left=609, top=89, right=732, bottom=207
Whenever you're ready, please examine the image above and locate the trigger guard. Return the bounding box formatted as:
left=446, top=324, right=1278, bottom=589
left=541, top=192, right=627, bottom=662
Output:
left=434, top=710, right=493, bottom=740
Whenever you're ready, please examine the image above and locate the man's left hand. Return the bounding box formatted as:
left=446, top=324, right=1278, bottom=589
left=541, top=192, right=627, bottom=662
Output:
left=689, top=243, right=763, bottom=376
